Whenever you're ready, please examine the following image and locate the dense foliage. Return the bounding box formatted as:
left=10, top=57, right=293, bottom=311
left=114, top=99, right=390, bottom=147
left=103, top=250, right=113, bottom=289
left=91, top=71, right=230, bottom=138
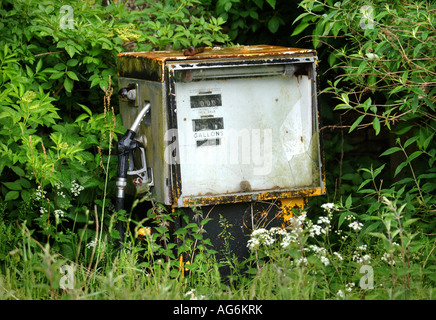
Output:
left=0, top=0, right=229, bottom=263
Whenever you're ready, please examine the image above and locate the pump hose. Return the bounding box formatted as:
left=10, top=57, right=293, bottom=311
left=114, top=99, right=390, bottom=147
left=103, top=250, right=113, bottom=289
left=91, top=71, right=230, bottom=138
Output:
left=115, top=102, right=150, bottom=249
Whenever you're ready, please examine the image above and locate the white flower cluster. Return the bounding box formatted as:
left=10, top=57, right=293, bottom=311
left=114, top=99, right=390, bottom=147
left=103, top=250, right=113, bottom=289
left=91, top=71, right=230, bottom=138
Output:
left=307, top=244, right=334, bottom=267
left=55, top=182, right=66, bottom=199
left=247, top=227, right=291, bottom=250
left=381, top=252, right=396, bottom=265
left=71, top=180, right=84, bottom=196
left=294, top=257, right=308, bottom=267
left=352, top=244, right=371, bottom=264
left=349, top=220, right=363, bottom=231
left=345, top=282, right=355, bottom=292
left=86, top=240, right=96, bottom=249
left=184, top=289, right=205, bottom=300
left=380, top=242, right=400, bottom=265
left=308, top=213, right=332, bottom=237
left=39, top=207, right=48, bottom=216
left=35, top=186, right=47, bottom=201
left=321, top=202, right=338, bottom=214
left=54, top=209, right=65, bottom=218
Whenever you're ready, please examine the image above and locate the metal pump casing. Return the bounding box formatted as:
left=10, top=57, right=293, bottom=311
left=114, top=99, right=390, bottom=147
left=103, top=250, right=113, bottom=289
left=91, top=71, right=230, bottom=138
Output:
left=117, top=45, right=325, bottom=259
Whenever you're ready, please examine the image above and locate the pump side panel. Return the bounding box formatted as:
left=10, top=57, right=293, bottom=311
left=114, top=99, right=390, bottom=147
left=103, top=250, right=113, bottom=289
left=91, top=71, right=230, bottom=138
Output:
left=118, top=78, right=171, bottom=204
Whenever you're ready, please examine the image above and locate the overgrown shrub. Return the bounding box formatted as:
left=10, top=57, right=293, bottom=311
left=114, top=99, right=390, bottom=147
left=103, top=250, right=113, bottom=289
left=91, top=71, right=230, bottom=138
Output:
left=0, top=0, right=229, bottom=261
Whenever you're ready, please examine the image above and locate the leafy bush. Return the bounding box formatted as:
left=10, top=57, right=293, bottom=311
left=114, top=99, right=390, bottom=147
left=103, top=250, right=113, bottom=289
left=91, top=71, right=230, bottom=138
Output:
left=287, top=0, right=435, bottom=298
left=203, top=0, right=303, bottom=45
left=0, top=0, right=230, bottom=260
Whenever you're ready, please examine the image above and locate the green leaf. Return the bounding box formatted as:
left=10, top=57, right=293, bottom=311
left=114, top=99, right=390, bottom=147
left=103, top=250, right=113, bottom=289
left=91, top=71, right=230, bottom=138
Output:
left=173, top=228, right=187, bottom=236
left=403, top=136, right=417, bottom=149
left=66, top=71, right=79, bottom=81
left=380, top=147, right=401, bottom=157
left=407, top=150, right=423, bottom=163
left=403, top=218, right=419, bottom=228
left=185, top=222, right=198, bottom=229
left=200, top=218, right=212, bottom=226
left=54, top=63, right=66, bottom=71
left=49, top=71, right=65, bottom=80
left=65, top=46, right=76, bottom=58
left=394, top=162, right=408, bottom=177
left=11, top=166, right=25, bottom=177
left=66, top=59, right=78, bottom=67
left=291, top=22, right=309, bottom=37
left=64, top=77, right=73, bottom=92
left=349, top=114, right=365, bottom=133
left=5, top=190, right=19, bottom=201
left=345, top=194, right=352, bottom=209
left=3, top=181, right=22, bottom=191
left=265, top=0, right=276, bottom=9
left=252, top=0, right=264, bottom=9
left=78, top=103, right=92, bottom=116
left=35, top=59, right=43, bottom=73
left=328, top=52, right=337, bottom=67
left=338, top=211, right=349, bottom=229
left=268, top=16, right=280, bottom=34
left=368, top=232, right=387, bottom=240
left=372, top=117, right=381, bottom=135
left=373, top=164, right=386, bottom=178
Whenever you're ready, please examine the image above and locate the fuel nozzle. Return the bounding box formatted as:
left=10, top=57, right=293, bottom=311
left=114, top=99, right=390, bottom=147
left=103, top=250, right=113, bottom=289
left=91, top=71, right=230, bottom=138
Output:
left=115, top=102, right=151, bottom=249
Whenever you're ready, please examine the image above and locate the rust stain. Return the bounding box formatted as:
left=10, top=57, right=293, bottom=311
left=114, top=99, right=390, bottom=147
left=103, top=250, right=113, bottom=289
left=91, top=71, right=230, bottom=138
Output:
left=182, top=186, right=324, bottom=207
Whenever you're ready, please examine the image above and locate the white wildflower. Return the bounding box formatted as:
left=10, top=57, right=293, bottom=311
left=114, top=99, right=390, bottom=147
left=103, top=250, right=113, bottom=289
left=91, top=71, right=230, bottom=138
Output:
left=54, top=209, right=64, bottom=218
left=321, top=203, right=338, bottom=213
left=247, top=227, right=289, bottom=249
left=86, top=240, right=96, bottom=249
left=39, top=207, right=48, bottom=216
left=295, top=257, right=308, bottom=267
left=184, top=289, right=205, bottom=300
left=71, top=180, right=84, bottom=197
left=309, top=224, right=325, bottom=237
left=381, top=252, right=396, bottom=265
left=362, top=254, right=371, bottom=264
left=320, top=256, right=330, bottom=266
left=346, top=283, right=355, bottom=292
left=317, top=216, right=331, bottom=225
left=309, top=245, right=327, bottom=256
left=336, top=290, right=345, bottom=299
left=349, top=220, right=363, bottom=231
left=357, top=244, right=367, bottom=251
left=280, top=233, right=297, bottom=248
left=35, top=186, right=47, bottom=201
left=247, top=237, right=260, bottom=250
left=333, top=252, right=343, bottom=261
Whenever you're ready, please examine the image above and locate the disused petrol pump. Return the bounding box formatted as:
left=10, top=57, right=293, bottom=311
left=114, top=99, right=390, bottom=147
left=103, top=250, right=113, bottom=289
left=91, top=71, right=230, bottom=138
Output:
left=116, top=45, right=325, bottom=261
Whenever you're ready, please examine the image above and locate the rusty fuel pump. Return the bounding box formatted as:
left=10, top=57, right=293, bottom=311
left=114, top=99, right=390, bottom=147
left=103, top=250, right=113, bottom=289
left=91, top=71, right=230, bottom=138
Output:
left=116, top=45, right=325, bottom=261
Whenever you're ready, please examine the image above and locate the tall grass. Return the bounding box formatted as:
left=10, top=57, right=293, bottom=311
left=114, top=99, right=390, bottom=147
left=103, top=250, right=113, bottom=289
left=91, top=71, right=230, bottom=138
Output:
left=1, top=201, right=433, bottom=300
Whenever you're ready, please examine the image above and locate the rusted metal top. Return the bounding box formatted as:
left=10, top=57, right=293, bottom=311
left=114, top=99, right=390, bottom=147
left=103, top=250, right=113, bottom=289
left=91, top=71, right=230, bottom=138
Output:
left=117, top=45, right=317, bottom=82
left=118, top=45, right=315, bottom=62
